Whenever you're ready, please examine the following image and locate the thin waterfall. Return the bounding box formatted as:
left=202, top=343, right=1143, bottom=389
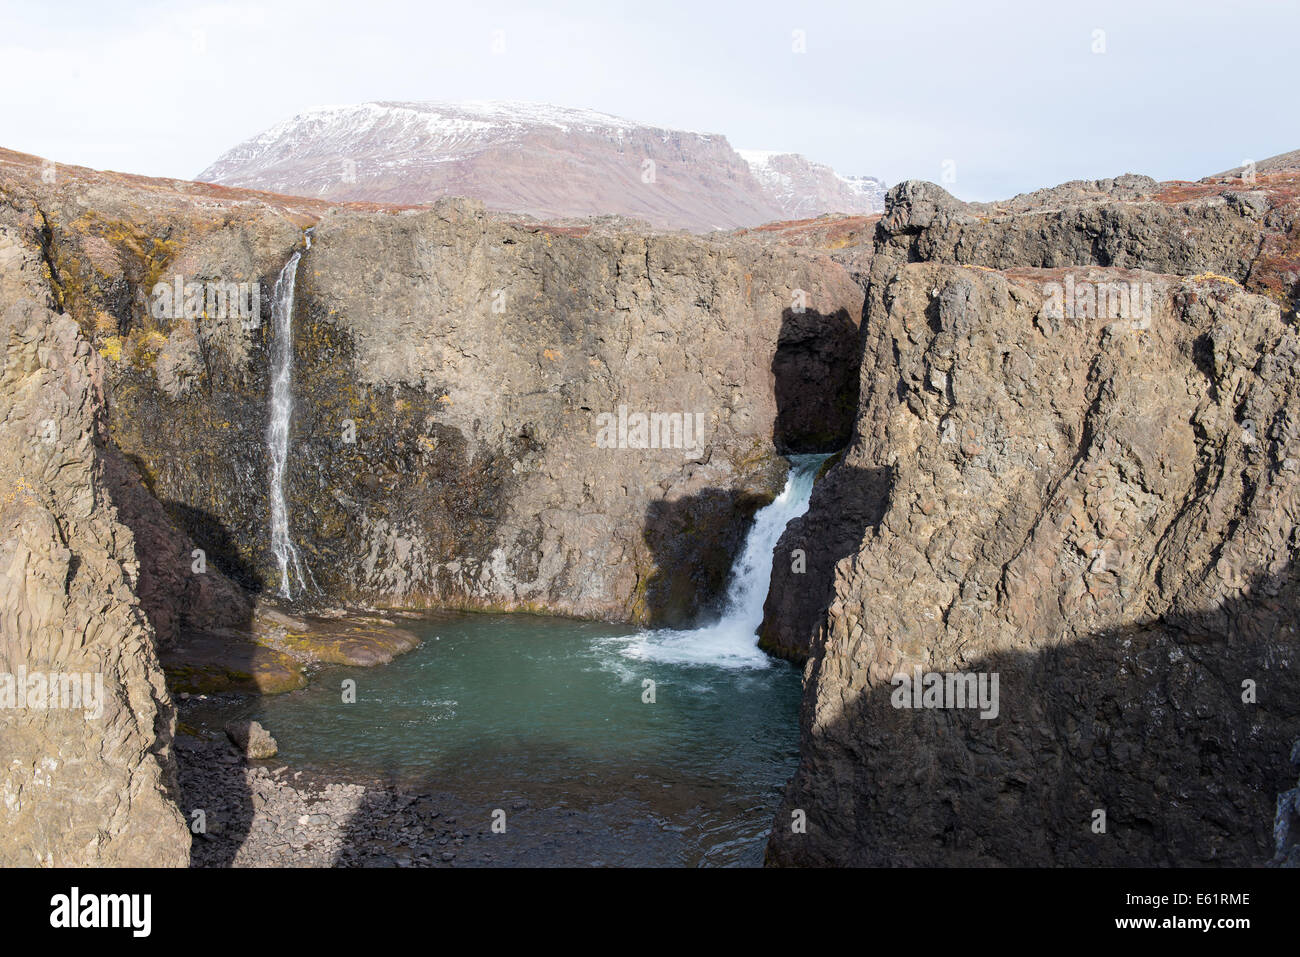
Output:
left=267, top=231, right=312, bottom=599
left=609, top=452, right=829, bottom=667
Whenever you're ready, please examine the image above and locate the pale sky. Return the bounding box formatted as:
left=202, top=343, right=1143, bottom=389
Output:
left=1, top=0, right=1294, bottom=201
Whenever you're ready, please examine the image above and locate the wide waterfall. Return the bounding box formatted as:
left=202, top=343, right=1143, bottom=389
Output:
left=266, top=232, right=312, bottom=599
left=609, top=452, right=828, bottom=668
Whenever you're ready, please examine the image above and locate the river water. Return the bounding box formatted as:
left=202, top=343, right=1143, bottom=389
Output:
left=188, top=455, right=825, bottom=866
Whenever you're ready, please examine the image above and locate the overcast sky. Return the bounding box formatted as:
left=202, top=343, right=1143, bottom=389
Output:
left=2, top=0, right=1294, bottom=201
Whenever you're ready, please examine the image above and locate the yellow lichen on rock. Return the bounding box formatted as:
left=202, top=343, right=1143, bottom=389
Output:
left=98, top=335, right=123, bottom=362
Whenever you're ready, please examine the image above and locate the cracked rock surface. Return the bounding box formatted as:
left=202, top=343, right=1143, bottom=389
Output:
left=765, top=172, right=1300, bottom=866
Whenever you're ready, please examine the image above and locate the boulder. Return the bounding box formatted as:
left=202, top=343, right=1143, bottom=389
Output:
left=225, top=720, right=279, bottom=760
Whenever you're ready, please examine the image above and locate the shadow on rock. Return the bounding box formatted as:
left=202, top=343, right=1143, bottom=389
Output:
left=759, top=462, right=893, bottom=662
left=772, top=306, right=861, bottom=455
left=639, top=486, right=774, bottom=627
left=101, top=445, right=263, bottom=866
left=161, top=499, right=265, bottom=593
left=766, top=560, right=1300, bottom=866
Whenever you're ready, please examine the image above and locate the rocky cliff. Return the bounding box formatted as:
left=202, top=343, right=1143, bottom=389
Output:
left=7, top=135, right=1297, bottom=869
left=765, top=166, right=1300, bottom=865
left=0, top=143, right=864, bottom=863
left=1, top=147, right=862, bottom=630
left=0, top=216, right=190, bottom=865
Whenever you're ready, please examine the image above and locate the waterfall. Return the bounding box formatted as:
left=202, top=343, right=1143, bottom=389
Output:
left=610, top=453, right=829, bottom=668
left=266, top=231, right=312, bottom=599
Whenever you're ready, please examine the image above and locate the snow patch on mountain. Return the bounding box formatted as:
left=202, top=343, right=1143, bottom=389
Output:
left=738, top=148, right=886, bottom=218
left=199, top=101, right=886, bottom=230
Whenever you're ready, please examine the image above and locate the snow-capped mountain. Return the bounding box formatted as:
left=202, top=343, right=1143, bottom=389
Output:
left=197, top=101, right=884, bottom=232
left=736, top=149, right=886, bottom=222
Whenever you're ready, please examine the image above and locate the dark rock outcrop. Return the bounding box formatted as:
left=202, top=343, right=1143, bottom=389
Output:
left=0, top=270, right=190, bottom=863
left=765, top=171, right=1300, bottom=866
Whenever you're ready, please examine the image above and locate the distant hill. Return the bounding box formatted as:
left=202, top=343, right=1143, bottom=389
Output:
left=1213, top=148, right=1300, bottom=178
left=197, top=101, right=885, bottom=232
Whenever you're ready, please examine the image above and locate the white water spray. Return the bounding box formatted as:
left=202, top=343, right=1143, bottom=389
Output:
left=610, top=453, right=828, bottom=668
left=267, top=232, right=311, bottom=599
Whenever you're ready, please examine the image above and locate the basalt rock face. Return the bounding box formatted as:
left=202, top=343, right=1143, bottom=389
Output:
left=765, top=173, right=1300, bottom=866
left=262, top=204, right=862, bottom=623
left=0, top=147, right=865, bottom=862
left=0, top=256, right=189, bottom=862
left=0, top=148, right=305, bottom=631
left=1, top=148, right=864, bottom=629
left=875, top=173, right=1299, bottom=311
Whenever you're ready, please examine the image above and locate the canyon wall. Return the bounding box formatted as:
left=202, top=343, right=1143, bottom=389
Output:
left=9, top=140, right=1297, bottom=869
left=0, top=149, right=864, bottom=863
left=0, top=146, right=863, bottom=862
left=0, top=213, right=190, bottom=865
left=1, top=151, right=862, bottom=628
left=766, top=171, right=1300, bottom=865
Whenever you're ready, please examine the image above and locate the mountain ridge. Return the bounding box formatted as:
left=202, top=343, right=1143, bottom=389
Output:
left=198, top=100, right=885, bottom=232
